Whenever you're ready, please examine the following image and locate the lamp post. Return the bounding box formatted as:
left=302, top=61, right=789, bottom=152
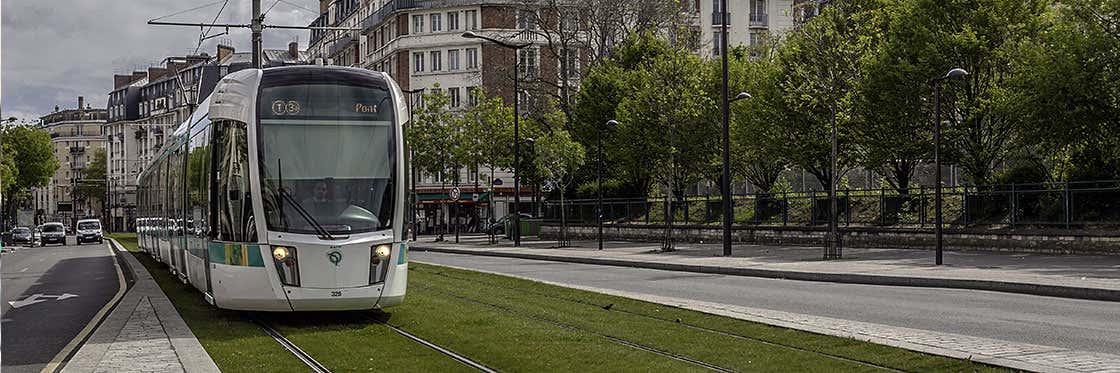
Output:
left=462, top=31, right=531, bottom=246
left=931, top=68, right=969, bottom=265
left=600, top=120, right=619, bottom=250
left=403, top=88, right=423, bottom=241
left=723, top=92, right=750, bottom=257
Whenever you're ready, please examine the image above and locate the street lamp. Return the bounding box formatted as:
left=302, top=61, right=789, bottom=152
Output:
left=403, top=88, right=423, bottom=241
left=462, top=31, right=531, bottom=247
left=931, top=67, right=968, bottom=265
left=722, top=92, right=750, bottom=257
left=599, top=120, right=619, bottom=250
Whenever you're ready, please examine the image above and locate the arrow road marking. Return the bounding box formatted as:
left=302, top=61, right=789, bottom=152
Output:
left=8, top=293, right=79, bottom=308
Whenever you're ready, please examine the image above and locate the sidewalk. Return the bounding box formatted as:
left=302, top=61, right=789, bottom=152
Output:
left=62, top=239, right=219, bottom=373
left=412, top=234, right=1120, bottom=302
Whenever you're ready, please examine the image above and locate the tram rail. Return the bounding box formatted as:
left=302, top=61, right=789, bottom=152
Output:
left=254, top=318, right=333, bottom=373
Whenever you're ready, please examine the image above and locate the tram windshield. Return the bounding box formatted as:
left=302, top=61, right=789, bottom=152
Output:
left=257, top=82, right=396, bottom=235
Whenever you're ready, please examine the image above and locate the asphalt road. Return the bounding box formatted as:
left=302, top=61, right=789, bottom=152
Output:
left=1, top=238, right=123, bottom=373
left=412, top=251, right=1120, bottom=355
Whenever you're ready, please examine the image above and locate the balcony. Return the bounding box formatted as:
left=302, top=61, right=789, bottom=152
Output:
left=712, top=12, right=730, bottom=25
left=360, top=0, right=505, bottom=34
left=328, top=34, right=358, bottom=57
left=749, top=13, right=768, bottom=27
left=70, top=146, right=85, bottom=154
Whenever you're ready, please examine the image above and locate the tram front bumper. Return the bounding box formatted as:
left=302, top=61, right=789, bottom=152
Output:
left=284, top=284, right=385, bottom=311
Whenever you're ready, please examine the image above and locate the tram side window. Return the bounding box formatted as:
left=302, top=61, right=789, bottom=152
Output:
left=212, top=119, right=255, bottom=242
left=189, top=123, right=211, bottom=237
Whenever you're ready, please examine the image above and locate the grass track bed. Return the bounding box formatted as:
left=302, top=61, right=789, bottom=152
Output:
left=110, top=234, right=1009, bottom=372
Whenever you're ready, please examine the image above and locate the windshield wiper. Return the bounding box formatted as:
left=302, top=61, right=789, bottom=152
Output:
left=277, top=159, right=336, bottom=240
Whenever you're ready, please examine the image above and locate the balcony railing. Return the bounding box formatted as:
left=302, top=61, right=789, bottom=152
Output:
left=712, top=12, right=730, bottom=25
left=70, top=146, right=85, bottom=154
left=749, top=13, right=768, bottom=27
left=328, top=35, right=358, bottom=57
left=361, top=0, right=516, bottom=34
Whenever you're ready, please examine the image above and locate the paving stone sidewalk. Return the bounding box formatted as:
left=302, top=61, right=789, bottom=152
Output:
left=62, top=240, right=218, bottom=373
left=415, top=234, right=1120, bottom=300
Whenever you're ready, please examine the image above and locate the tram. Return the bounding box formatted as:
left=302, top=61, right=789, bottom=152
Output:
left=135, top=66, right=409, bottom=311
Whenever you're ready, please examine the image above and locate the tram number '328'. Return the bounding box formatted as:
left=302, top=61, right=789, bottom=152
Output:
left=134, top=66, right=409, bottom=312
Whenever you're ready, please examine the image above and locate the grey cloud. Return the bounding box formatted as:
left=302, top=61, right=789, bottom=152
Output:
left=1, top=0, right=317, bottom=120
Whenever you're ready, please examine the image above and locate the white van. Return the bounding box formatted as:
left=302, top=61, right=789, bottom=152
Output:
left=76, top=219, right=104, bottom=245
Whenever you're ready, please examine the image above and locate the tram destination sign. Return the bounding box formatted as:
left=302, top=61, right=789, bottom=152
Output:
left=260, top=84, right=391, bottom=120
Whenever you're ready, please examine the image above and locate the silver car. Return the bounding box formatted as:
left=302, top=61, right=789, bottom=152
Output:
left=39, top=223, right=67, bottom=246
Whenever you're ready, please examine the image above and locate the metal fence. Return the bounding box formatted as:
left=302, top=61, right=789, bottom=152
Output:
left=542, top=181, right=1120, bottom=228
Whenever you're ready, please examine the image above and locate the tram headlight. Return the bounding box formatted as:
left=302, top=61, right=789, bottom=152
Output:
left=374, top=244, right=392, bottom=258
left=273, top=246, right=293, bottom=261
left=271, top=246, right=300, bottom=287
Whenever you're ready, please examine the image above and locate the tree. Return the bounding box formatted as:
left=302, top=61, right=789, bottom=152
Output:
left=2, top=125, right=59, bottom=222
left=534, top=114, right=585, bottom=246
left=74, top=148, right=107, bottom=215
left=570, top=33, right=675, bottom=199
left=616, top=43, right=715, bottom=250
left=777, top=0, right=883, bottom=191
left=407, top=85, right=457, bottom=238
left=722, top=43, right=788, bottom=194
left=916, top=0, right=1049, bottom=186
left=1010, top=0, right=1120, bottom=182
left=462, top=88, right=515, bottom=206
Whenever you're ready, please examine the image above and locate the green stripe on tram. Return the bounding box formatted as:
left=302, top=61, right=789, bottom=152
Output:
left=208, top=242, right=266, bottom=267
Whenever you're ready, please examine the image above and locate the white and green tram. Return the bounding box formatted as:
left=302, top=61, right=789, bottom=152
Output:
left=136, top=66, right=409, bottom=311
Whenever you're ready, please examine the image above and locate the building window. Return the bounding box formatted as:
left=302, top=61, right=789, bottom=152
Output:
left=467, top=86, right=479, bottom=106
left=447, top=12, right=459, bottom=30
left=430, top=13, right=442, bottom=32
left=430, top=51, right=442, bottom=71
left=518, top=48, right=538, bottom=79
left=713, top=31, right=724, bottom=56
left=466, top=48, right=478, bottom=69
left=561, top=49, right=580, bottom=79
left=413, top=52, right=425, bottom=72
left=412, top=14, right=424, bottom=33
left=449, top=87, right=461, bottom=108
left=465, top=10, right=478, bottom=30
left=516, top=10, right=538, bottom=30
left=562, top=14, right=579, bottom=31
left=449, top=49, right=460, bottom=71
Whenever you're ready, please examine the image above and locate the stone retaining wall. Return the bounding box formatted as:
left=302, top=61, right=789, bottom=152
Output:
left=540, top=224, right=1120, bottom=255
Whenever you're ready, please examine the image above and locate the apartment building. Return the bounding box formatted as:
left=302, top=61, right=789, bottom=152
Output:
left=702, top=0, right=797, bottom=57
left=32, top=97, right=108, bottom=227
left=307, top=0, right=586, bottom=229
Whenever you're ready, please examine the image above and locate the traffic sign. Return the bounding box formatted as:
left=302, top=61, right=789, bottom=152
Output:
left=492, top=178, right=504, bottom=186
left=450, top=187, right=461, bottom=201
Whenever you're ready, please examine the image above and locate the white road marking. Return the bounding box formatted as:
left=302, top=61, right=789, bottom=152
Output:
left=8, top=293, right=80, bottom=308
left=20, top=267, right=29, bottom=273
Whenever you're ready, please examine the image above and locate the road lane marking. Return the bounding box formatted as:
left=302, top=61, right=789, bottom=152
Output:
left=41, top=240, right=127, bottom=373
left=20, top=267, right=29, bottom=273
left=8, top=293, right=80, bottom=308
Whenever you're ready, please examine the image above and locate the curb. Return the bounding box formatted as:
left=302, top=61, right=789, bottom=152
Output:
left=415, top=246, right=1120, bottom=302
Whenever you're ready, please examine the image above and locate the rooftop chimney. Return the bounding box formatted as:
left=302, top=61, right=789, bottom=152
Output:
left=114, top=74, right=133, bottom=89
left=78, top=96, right=85, bottom=111
left=218, top=44, right=236, bottom=62
left=132, top=71, right=148, bottom=83
left=148, top=67, right=168, bottom=81
left=289, top=41, right=300, bottom=58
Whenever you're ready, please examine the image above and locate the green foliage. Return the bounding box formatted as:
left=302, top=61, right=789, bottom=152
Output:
left=74, top=148, right=107, bottom=207
left=777, top=0, right=884, bottom=191
left=616, top=45, right=716, bottom=198
left=721, top=41, right=788, bottom=193
left=408, top=84, right=461, bottom=185
left=1, top=125, right=58, bottom=193
left=1010, top=0, right=1120, bottom=182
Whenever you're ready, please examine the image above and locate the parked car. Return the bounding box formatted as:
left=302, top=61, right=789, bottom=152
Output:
left=484, top=213, right=534, bottom=235
left=39, top=223, right=66, bottom=246
left=11, top=227, right=33, bottom=245
left=76, top=219, right=104, bottom=245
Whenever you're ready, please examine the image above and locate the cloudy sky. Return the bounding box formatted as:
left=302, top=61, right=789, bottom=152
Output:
left=1, top=0, right=319, bottom=121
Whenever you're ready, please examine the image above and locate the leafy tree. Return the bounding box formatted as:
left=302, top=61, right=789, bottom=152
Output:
left=2, top=125, right=59, bottom=221
left=462, top=88, right=515, bottom=197
left=74, top=148, right=107, bottom=215
left=914, top=0, right=1049, bottom=185
left=777, top=0, right=884, bottom=191
left=1010, top=0, right=1120, bottom=182
left=534, top=115, right=585, bottom=245
left=722, top=43, right=788, bottom=193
